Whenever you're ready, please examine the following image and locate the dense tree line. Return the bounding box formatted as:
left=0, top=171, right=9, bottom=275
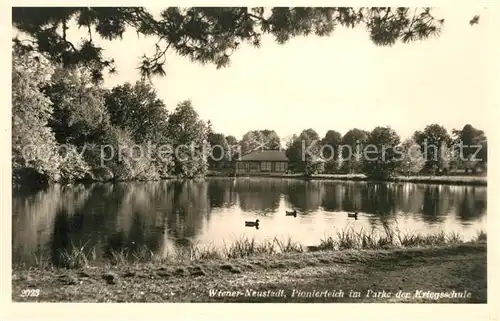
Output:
left=12, top=47, right=488, bottom=186
left=203, top=122, right=487, bottom=179
left=12, top=48, right=211, bottom=187
left=281, top=124, right=487, bottom=178
left=12, top=7, right=485, bottom=186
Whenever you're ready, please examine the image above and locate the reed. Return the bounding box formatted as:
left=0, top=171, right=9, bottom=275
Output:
left=21, top=228, right=485, bottom=270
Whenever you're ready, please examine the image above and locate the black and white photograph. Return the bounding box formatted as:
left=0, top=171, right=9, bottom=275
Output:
left=4, top=4, right=495, bottom=315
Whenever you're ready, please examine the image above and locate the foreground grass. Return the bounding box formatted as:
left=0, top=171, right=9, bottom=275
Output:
left=12, top=242, right=486, bottom=303
left=21, top=228, right=485, bottom=269
left=12, top=230, right=487, bottom=303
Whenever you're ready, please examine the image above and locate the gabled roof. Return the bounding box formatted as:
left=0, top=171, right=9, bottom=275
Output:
left=239, top=150, right=289, bottom=162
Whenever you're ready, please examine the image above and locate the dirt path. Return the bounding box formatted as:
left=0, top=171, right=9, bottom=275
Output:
left=12, top=242, right=487, bottom=303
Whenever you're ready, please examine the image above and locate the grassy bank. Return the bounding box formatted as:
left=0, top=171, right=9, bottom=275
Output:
left=388, top=175, right=487, bottom=186
left=12, top=229, right=487, bottom=303
left=209, top=171, right=487, bottom=186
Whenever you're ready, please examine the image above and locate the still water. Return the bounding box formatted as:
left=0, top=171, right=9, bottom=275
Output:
left=12, top=178, right=487, bottom=266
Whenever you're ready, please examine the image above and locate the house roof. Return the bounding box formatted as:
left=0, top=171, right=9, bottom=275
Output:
left=239, top=150, right=289, bottom=162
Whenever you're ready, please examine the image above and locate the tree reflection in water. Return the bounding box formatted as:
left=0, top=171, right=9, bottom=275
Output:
left=12, top=179, right=487, bottom=266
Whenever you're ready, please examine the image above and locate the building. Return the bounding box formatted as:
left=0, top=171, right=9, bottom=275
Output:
left=235, top=150, right=289, bottom=174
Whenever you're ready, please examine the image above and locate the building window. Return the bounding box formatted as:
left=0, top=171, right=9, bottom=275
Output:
left=250, top=162, right=260, bottom=172
left=261, top=161, right=272, bottom=171
left=275, top=162, right=286, bottom=172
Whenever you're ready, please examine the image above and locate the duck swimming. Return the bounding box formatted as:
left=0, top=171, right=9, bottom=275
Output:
left=347, top=212, right=358, bottom=219
left=285, top=210, right=297, bottom=217
left=245, top=219, right=260, bottom=227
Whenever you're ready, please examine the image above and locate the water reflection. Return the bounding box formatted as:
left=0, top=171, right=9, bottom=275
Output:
left=320, top=184, right=342, bottom=212
left=207, top=179, right=238, bottom=209
left=287, top=181, right=323, bottom=213
left=235, top=179, right=283, bottom=214
left=12, top=179, right=487, bottom=266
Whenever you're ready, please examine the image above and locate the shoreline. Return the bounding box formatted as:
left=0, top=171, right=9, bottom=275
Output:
left=213, top=173, right=487, bottom=186
left=13, top=173, right=487, bottom=191
left=12, top=241, right=487, bottom=303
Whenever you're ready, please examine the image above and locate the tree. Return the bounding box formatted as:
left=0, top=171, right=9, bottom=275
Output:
left=97, top=126, right=138, bottom=180
left=260, top=129, right=281, bottom=150
left=13, top=7, right=472, bottom=82
left=478, top=140, right=487, bottom=172
left=12, top=50, right=62, bottom=185
left=42, top=66, right=110, bottom=146
left=321, top=130, right=342, bottom=173
left=259, top=130, right=281, bottom=150
left=238, top=129, right=281, bottom=155
left=413, top=124, right=451, bottom=174
left=398, top=138, right=425, bottom=176
left=224, top=135, right=239, bottom=165
left=42, top=67, right=111, bottom=182
left=438, top=143, right=453, bottom=174
left=451, top=124, right=487, bottom=173
left=239, top=130, right=264, bottom=155
left=166, top=100, right=210, bottom=178
left=13, top=50, right=121, bottom=184
left=286, top=129, right=324, bottom=176
left=104, top=80, right=169, bottom=143
left=98, top=80, right=173, bottom=179
left=284, top=134, right=299, bottom=172
left=362, top=126, right=401, bottom=179
left=225, top=135, right=238, bottom=146
left=340, top=128, right=369, bottom=173
left=207, top=132, right=229, bottom=169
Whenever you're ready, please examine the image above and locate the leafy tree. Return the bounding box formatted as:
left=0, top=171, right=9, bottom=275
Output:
left=284, top=134, right=299, bottom=171
left=104, top=80, right=169, bottom=143
left=321, top=130, right=342, bottom=173
left=286, top=129, right=324, bottom=176
left=362, top=126, right=401, bottom=179
left=166, top=100, right=210, bottom=178
left=478, top=140, right=487, bottom=171
left=12, top=7, right=473, bottom=82
left=238, top=129, right=281, bottom=155
left=207, top=132, right=229, bottom=168
left=340, top=128, right=369, bottom=173
left=98, top=126, right=159, bottom=181
left=42, top=66, right=110, bottom=146
left=285, top=137, right=305, bottom=174
left=239, top=130, right=265, bottom=155
left=439, top=143, right=453, bottom=174
left=451, top=124, right=487, bottom=173
left=398, top=138, right=425, bottom=176
left=259, top=129, right=281, bottom=150
left=225, top=135, right=238, bottom=146
left=58, top=145, right=92, bottom=181
left=98, top=80, right=173, bottom=179
left=224, top=135, right=239, bottom=165
left=413, top=124, right=451, bottom=174
left=12, top=50, right=62, bottom=185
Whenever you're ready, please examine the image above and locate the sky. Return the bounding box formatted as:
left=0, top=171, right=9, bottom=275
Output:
left=18, top=7, right=494, bottom=142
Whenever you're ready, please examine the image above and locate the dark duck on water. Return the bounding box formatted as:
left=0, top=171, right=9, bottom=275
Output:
left=347, top=212, right=358, bottom=219
left=245, top=219, right=260, bottom=227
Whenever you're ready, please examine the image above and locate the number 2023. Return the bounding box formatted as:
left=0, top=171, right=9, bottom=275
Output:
left=20, top=289, right=40, bottom=297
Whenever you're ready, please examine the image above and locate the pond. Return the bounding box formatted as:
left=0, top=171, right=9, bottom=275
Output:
left=12, top=178, right=487, bottom=266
